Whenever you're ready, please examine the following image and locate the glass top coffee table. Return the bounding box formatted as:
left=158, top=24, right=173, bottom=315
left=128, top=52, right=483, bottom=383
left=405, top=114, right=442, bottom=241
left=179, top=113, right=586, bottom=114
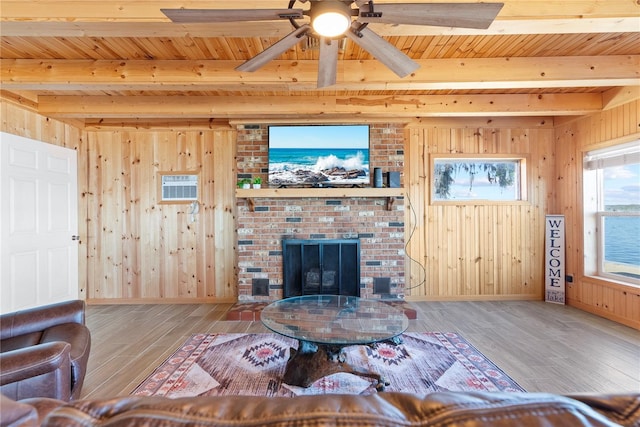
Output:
left=261, top=295, right=409, bottom=390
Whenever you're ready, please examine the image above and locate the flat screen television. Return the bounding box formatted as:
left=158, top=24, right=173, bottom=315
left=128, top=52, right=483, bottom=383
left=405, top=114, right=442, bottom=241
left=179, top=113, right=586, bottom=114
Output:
left=268, top=124, right=370, bottom=187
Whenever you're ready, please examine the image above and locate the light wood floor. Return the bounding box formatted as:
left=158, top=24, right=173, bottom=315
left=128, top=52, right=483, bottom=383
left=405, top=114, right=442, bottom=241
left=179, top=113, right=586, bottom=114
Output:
left=80, top=301, right=640, bottom=400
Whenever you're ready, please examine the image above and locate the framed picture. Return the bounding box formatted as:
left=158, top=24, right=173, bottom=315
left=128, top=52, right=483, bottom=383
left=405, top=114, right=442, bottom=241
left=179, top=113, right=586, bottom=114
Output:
left=431, top=155, right=527, bottom=203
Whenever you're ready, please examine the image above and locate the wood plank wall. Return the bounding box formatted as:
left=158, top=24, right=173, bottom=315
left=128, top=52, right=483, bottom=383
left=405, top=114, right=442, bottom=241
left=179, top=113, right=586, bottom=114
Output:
left=82, top=129, right=238, bottom=303
left=554, top=100, right=640, bottom=330
left=404, top=120, right=555, bottom=301
left=1, top=101, right=238, bottom=303
left=2, top=99, right=638, bottom=330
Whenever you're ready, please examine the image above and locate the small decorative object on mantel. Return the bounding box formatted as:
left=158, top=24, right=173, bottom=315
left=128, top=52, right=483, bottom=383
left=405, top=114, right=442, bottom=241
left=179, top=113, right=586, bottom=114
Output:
left=252, top=177, right=262, bottom=189
left=238, top=178, right=251, bottom=189
left=373, top=168, right=383, bottom=188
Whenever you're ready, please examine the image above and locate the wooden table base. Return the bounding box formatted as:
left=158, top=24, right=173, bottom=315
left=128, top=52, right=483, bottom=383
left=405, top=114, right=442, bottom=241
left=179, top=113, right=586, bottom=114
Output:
left=282, top=341, right=390, bottom=391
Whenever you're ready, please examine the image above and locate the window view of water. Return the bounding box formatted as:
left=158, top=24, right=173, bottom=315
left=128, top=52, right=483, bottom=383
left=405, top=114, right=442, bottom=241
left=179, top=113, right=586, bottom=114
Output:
left=603, top=216, right=640, bottom=271
left=601, top=160, right=640, bottom=280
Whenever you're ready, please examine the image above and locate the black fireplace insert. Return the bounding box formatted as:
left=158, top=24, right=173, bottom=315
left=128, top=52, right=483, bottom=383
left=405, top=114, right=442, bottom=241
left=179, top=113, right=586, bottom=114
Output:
left=282, top=239, right=360, bottom=298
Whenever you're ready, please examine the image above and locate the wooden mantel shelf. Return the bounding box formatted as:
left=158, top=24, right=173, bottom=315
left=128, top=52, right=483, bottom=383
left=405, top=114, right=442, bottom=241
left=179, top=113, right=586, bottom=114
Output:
left=236, top=187, right=404, bottom=198
left=236, top=187, right=404, bottom=211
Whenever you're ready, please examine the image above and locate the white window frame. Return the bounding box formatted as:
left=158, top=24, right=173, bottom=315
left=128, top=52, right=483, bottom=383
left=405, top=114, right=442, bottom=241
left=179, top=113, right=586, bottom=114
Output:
left=596, top=212, right=640, bottom=285
left=583, top=139, right=640, bottom=287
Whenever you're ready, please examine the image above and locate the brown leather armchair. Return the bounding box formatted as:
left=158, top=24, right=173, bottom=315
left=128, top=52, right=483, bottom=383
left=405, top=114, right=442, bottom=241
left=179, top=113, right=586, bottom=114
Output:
left=0, top=300, right=91, bottom=401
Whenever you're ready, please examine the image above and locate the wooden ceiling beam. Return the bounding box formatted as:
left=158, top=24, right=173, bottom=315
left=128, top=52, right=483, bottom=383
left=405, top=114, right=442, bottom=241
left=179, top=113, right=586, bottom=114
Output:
left=83, top=118, right=234, bottom=131
left=82, top=117, right=403, bottom=130
left=2, top=18, right=638, bottom=37
left=3, top=57, right=638, bottom=92
left=602, top=86, right=640, bottom=110
left=0, top=90, right=39, bottom=113
left=36, top=94, right=603, bottom=119
left=2, top=1, right=635, bottom=20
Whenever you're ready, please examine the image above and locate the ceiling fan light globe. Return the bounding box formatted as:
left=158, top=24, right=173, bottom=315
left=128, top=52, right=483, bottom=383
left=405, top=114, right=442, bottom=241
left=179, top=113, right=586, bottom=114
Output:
left=313, top=11, right=350, bottom=37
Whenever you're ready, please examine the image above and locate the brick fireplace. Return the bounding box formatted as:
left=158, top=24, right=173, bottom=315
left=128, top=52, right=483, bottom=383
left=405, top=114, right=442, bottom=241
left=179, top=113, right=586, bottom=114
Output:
left=235, top=123, right=406, bottom=301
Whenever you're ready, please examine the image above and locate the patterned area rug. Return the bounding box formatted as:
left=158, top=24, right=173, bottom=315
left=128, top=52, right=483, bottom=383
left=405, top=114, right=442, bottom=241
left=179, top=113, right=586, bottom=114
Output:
left=132, top=332, right=525, bottom=397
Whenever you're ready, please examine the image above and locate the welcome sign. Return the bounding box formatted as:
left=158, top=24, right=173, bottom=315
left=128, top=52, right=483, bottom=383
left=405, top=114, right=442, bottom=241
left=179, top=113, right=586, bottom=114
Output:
left=545, top=215, right=565, bottom=304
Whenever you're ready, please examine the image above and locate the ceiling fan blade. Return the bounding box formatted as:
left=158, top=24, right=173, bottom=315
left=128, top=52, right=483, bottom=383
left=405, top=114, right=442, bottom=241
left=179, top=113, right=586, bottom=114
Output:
left=358, top=2, right=504, bottom=29
left=161, top=8, right=304, bottom=23
left=344, top=25, right=419, bottom=78
left=317, top=38, right=340, bottom=88
left=236, top=24, right=311, bottom=73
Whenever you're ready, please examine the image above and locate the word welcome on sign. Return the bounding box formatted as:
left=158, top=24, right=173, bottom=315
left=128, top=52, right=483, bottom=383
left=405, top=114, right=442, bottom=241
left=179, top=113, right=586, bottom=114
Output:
left=545, top=215, right=565, bottom=304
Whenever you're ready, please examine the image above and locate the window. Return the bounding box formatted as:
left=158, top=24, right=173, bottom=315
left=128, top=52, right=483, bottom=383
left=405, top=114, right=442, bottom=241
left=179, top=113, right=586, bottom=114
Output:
left=158, top=172, right=199, bottom=203
left=583, top=140, right=640, bottom=286
left=431, top=155, right=527, bottom=203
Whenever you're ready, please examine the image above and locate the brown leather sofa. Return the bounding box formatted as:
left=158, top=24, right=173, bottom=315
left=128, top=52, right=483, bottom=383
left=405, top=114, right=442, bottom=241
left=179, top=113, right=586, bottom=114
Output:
left=2, top=391, right=638, bottom=426
left=0, top=300, right=91, bottom=402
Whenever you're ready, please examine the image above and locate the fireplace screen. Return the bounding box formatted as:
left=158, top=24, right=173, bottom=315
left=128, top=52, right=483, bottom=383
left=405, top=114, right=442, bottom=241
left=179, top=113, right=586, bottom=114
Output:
left=282, top=239, right=360, bottom=298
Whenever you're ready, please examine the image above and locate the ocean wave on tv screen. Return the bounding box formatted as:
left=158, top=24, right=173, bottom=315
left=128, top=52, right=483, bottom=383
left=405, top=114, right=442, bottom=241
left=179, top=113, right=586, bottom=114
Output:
left=269, top=149, right=369, bottom=185
left=313, top=152, right=367, bottom=172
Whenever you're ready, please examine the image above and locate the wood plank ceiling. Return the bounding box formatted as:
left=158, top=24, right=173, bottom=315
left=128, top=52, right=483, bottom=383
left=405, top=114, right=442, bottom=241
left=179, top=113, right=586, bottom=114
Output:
left=1, top=0, right=639, bottom=125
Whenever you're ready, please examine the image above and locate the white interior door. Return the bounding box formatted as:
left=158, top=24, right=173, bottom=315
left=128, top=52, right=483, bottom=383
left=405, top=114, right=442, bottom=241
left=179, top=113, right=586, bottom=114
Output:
left=1, top=132, right=78, bottom=314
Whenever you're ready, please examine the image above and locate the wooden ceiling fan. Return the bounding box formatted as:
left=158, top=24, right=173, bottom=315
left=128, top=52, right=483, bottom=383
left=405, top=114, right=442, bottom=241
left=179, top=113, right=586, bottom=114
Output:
left=162, top=1, right=504, bottom=88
